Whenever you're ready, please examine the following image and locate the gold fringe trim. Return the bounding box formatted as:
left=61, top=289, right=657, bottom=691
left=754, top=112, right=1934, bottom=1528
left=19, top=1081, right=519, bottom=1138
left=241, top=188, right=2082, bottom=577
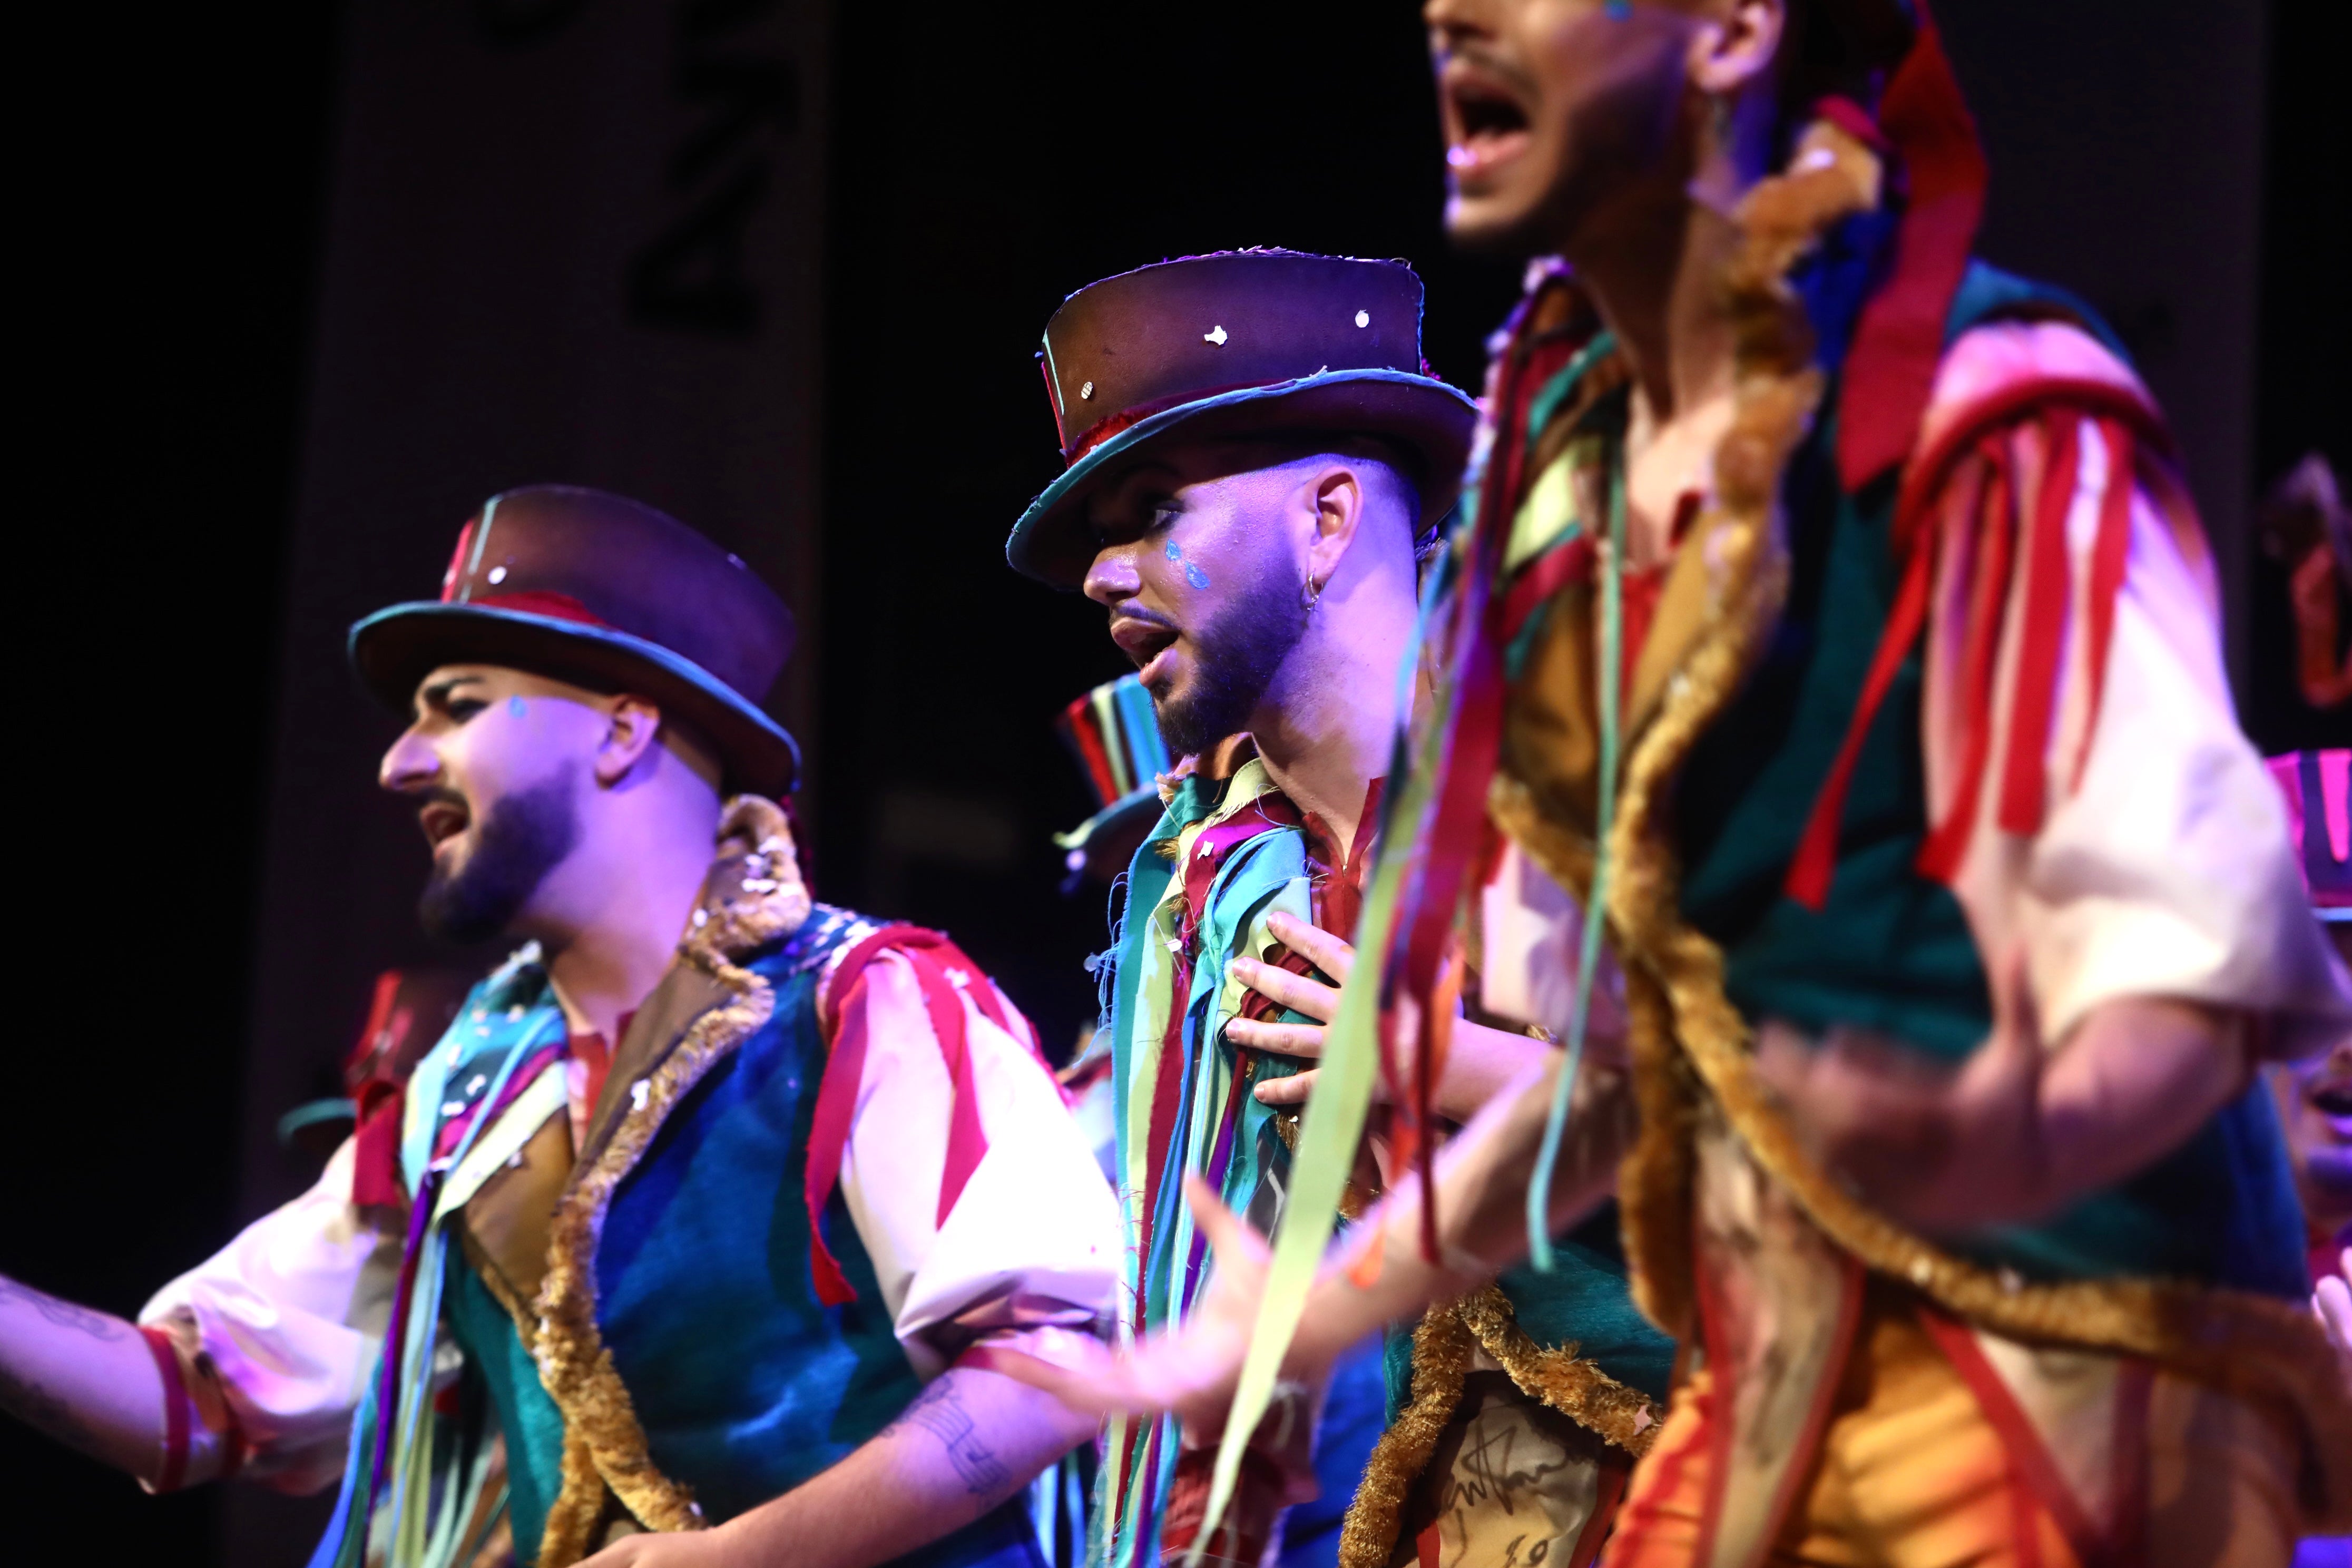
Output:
left=1335, top=1287, right=1664, bottom=1568
left=1336, top=1303, right=1474, bottom=1568
left=1487, top=117, right=2352, bottom=1522
left=1455, top=1286, right=1661, bottom=1459
left=528, top=796, right=812, bottom=1564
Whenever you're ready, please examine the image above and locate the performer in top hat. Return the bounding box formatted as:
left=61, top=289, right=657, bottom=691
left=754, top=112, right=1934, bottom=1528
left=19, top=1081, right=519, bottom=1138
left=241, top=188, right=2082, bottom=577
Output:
left=1007, top=249, right=1674, bottom=1566
left=0, top=485, right=1119, bottom=1568
left=1005, top=3, right=2352, bottom=1564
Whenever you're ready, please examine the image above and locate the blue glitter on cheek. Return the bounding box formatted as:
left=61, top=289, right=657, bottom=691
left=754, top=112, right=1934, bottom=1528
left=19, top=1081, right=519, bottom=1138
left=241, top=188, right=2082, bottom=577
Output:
left=1163, top=537, right=1212, bottom=590
left=507, top=695, right=527, bottom=718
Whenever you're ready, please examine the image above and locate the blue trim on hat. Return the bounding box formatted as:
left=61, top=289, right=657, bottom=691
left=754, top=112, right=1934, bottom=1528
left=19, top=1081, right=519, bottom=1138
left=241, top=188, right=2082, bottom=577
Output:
left=347, top=601, right=802, bottom=780
left=1006, top=366, right=1478, bottom=580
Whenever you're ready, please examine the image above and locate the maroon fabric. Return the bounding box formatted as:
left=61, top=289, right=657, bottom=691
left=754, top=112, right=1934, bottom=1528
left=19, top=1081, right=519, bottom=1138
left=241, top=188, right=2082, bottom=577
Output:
left=141, top=1325, right=191, bottom=1494
left=1833, top=4, right=1990, bottom=493
left=349, top=1082, right=408, bottom=1211
left=467, top=589, right=611, bottom=628
left=1040, top=252, right=1429, bottom=456
left=357, top=483, right=802, bottom=795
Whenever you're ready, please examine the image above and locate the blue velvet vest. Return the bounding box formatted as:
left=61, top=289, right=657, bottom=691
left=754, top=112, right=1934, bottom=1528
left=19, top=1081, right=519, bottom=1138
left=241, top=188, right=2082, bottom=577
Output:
left=439, top=909, right=1046, bottom=1566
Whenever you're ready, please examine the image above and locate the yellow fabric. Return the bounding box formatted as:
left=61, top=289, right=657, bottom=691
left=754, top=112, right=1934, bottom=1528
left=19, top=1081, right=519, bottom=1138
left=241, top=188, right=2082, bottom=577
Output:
left=1601, top=1290, right=2300, bottom=1568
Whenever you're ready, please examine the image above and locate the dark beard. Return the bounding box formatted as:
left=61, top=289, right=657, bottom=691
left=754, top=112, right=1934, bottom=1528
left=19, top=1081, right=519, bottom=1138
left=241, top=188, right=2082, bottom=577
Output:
left=416, top=770, right=582, bottom=945
left=1151, top=550, right=1308, bottom=758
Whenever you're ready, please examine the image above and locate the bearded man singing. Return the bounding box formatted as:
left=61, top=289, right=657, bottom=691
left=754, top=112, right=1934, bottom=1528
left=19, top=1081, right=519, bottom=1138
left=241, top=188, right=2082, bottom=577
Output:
left=1005, top=252, right=1676, bottom=1566
left=0, top=485, right=1119, bottom=1568
left=1005, top=5, right=2352, bottom=1567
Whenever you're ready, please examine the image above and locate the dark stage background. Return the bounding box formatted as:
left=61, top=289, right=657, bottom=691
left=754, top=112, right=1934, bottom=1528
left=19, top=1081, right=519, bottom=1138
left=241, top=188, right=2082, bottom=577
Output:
left=6, top=2, right=2343, bottom=1561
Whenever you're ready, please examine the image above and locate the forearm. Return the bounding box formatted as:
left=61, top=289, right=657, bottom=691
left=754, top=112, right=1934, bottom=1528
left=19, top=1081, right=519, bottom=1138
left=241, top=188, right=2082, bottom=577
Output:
left=1295, top=1054, right=1633, bottom=1377
left=1433, top=1018, right=1557, bottom=1121
left=704, top=1366, right=1093, bottom=1567
left=0, top=1274, right=167, bottom=1481
left=2011, top=996, right=2247, bottom=1218
left=1773, top=993, right=2255, bottom=1233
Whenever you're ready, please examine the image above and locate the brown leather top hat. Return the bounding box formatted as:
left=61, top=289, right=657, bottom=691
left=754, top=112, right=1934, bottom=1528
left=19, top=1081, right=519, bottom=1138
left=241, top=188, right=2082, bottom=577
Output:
left=1006, top=249, right=1480, bottom=587
left=349, top=485, right=800, bottom=795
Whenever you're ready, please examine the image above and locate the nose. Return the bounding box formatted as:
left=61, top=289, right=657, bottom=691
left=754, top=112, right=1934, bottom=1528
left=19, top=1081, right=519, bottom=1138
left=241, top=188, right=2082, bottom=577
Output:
left=379, top=726, right=442, bottom=793
left=1083, top=542, right=1143, bottom=608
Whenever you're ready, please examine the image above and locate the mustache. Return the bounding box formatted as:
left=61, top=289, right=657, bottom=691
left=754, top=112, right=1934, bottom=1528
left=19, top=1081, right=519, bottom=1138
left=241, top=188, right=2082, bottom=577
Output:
left=1438, top=38, right=1539, bottom=101
left=404, top=784, right=469, bottom=812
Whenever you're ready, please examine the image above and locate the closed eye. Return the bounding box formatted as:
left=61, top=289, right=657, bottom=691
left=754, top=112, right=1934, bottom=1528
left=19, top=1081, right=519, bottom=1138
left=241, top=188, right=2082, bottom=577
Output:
left=416, top=677, right=491, bottom=725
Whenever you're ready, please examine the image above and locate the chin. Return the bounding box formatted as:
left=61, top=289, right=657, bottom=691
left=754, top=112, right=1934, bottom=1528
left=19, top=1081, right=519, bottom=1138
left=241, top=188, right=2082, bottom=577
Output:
left=1445, top=174, right=1561, bottom=259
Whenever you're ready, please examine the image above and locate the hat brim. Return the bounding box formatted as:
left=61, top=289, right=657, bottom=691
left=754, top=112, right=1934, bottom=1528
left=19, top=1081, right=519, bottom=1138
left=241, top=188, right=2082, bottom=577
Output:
left=1053, top=785, right=1165, bottom=886
left=349, top=603, right=801, bottom=797
left=1006, top=368, right=1480, bottom=587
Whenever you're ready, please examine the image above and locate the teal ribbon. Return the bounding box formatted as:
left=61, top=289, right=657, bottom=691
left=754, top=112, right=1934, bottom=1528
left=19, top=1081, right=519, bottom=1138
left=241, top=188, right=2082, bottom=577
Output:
left=1527, top=442, right=1626, bottom=1270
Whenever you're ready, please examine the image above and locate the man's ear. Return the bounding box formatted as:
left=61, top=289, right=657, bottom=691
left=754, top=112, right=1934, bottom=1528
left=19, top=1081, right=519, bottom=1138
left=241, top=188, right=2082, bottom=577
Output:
left=1304, top=464, right=1370, bottom=590
left=1689, top=0, right=1783, bottom=99
left=594, top=695, right=665, bottom=787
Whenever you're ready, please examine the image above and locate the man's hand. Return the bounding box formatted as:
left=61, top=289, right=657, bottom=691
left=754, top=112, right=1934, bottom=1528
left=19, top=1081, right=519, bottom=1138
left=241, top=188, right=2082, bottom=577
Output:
left=990, top=1177, right=1271, bottom=1441
left=1754, top=958, right=2250, bottom=1232
left=1227, top=913, right=1549, bottom=1120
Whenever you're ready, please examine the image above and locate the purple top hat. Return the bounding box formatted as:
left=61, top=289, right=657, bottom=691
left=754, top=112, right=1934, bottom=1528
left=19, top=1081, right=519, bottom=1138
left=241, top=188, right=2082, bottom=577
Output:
left=1006, top=250, right=1479, bottom=588
left=349, top=485, right=801, bottom=796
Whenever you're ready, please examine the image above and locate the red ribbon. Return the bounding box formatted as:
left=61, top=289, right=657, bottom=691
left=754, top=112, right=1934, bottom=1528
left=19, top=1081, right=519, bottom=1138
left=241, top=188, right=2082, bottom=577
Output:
left=804, top=927, right=1042, bottom=1306
left=1834, top=2, right=1990, bottom=493
left=1785, top=378, right=2173, bottom=908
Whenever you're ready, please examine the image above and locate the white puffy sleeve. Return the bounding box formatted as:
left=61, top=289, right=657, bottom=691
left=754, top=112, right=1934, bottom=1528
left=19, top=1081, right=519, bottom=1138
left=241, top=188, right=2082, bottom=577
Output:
left=138, top=1136, right=406, bottom=1494
left=1919, top=322, right=2352, bottom=1057
left=834, top=951, right=1123, bottom=1379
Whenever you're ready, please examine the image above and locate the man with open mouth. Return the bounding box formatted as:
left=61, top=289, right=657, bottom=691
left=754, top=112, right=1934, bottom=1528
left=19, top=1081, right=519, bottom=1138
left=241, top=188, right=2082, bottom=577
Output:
left=0, top=484, right=1121, bottom=1568
left=1004, top=249, right=1677, bottom=1566
left=1006, top=4, right=2352, bottom=1567
left=1341, top=1, right=2352, bottom=1563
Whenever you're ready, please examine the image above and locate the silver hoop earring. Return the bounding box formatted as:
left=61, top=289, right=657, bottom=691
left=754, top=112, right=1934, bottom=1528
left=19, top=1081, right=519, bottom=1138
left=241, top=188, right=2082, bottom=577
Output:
left=1301, top=574, right=1323, bottom=610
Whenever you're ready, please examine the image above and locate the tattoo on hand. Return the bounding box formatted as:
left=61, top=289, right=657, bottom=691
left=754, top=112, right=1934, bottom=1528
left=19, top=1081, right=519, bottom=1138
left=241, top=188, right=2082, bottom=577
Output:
left=0, top=1278, right=131, bottom=1341
left=887, top=1377, right=1010, bottom=1498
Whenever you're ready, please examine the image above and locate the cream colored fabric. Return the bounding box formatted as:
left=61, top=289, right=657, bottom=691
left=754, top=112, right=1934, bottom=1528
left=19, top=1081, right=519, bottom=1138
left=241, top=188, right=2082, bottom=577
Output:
left=1918, top=322, right=2352, bottom=1056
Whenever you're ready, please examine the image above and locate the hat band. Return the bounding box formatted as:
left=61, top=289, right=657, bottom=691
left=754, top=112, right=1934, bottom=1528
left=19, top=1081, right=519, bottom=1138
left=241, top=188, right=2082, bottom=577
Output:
left=1062, top=378, right=1286, bottom=465
left=469, top=589, right=612, bottom=628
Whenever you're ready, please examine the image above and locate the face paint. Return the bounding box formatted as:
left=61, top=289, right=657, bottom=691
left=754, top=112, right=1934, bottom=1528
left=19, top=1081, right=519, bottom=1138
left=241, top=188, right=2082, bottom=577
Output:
left=1604, top=0, right=1632, bottom=17
left=507, top=695, right=528, bottom=718
left=1164, top=537, right=1212, bottom=591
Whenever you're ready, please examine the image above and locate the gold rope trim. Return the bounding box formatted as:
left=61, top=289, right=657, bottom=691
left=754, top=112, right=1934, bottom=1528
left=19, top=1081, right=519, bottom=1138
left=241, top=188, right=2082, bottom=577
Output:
left=1336, top=1304, right=1474, bottom=1568
left=1456, top=1286, right=1662, bottom=1459
left=1486, top=119, right=2352, bottom=1522
left=529, top=796, right=811, bottom=1564
left=1334, top=1286, right=1665, bottom=1568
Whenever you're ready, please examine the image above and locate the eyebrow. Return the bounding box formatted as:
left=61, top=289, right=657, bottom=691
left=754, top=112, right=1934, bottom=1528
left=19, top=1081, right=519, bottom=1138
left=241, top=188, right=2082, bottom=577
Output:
left=1089, top=465, right=1184, bottom=526
left=416, top=675, right=487, bottom=711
